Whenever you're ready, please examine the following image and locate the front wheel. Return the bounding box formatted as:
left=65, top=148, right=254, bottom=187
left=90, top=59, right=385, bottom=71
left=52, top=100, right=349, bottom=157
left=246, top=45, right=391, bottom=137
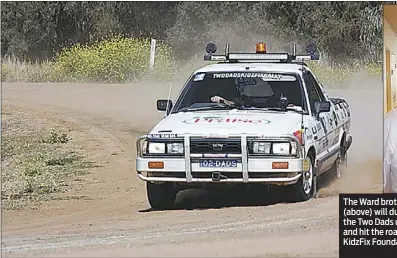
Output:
left=147, top=182, right=177, bottom=210
left=287, top=155, right=315, bottom=202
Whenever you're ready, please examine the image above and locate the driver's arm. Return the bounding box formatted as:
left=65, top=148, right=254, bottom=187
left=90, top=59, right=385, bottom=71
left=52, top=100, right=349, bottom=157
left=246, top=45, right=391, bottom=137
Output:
left=211, top=95, right=235, bottom=105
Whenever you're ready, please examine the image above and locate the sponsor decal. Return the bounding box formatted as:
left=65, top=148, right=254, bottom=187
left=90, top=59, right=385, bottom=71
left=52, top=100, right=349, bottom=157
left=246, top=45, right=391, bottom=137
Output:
left=346, top=107, right=351, bottom=117
left=322, top=137, right=329, bottom=149
left=305, top=127, right=313, bottom=140
left=212, top=73, right=295, bottom=81
left=312, top=126, right=317, bottom=135
left=332, top=111, right=338, bottom=127
left=321, top=116, right=328, bottom=134
left=148, top=133, right=180, bottom=139
left=183, top=116, right=271, bottom=124
left=202, top=133, right=229, bottom=138
left=316, top=123, right=322, bottom=132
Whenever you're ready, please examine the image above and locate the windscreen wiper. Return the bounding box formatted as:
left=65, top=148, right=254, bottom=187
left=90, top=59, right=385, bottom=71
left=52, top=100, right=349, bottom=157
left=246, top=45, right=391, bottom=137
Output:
left=265, top=107, right=304, bottom=114
left=178, top=104, right=237, bottom=112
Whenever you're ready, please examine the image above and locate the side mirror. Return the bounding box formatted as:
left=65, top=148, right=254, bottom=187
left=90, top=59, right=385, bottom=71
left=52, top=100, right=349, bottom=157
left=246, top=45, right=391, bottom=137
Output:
left=314, top=101, right=331, bottom=118
left=157, top=99, right=173, bottom=114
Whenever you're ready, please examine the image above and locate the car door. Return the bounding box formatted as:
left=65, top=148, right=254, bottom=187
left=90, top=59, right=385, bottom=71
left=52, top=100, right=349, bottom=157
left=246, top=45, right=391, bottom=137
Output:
left=302, top=72, right=329, bottom=174
left=308, top=72, right=338, bottom=170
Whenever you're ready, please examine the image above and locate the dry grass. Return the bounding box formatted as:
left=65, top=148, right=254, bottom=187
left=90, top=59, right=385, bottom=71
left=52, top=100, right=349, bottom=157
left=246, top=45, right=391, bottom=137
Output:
left=1, top=47, right=382, bottom=86
left=1, top=106, right=94, bottom=210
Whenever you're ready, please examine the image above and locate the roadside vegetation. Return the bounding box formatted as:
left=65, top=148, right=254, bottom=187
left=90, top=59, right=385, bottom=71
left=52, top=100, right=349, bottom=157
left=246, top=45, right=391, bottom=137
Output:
left=1, top=107, right=93, bottom=210
left=1, top=47, right=382, bottom=86
left=1, top=2, right=382, bottom=86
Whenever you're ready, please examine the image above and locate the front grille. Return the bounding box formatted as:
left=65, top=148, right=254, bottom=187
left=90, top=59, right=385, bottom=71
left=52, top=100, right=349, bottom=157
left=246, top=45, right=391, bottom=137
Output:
left=190, top=138, right=241, bottom=154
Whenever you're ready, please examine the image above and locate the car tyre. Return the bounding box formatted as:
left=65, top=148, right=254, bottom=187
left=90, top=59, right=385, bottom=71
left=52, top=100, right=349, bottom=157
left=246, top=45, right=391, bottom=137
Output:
left=331, top=156, right=343, bottom=179
left=147, top=182, right=177, bottom=210
left=287, top=154, right=315, bottom=202
left=332, top=144, right=347, bottom=179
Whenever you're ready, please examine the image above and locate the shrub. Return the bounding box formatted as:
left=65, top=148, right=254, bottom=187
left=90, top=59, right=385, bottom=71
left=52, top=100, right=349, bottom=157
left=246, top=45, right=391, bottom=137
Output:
left=54, top=36, right=177, bottom=83
left=1, top=58, right=68, bottom=83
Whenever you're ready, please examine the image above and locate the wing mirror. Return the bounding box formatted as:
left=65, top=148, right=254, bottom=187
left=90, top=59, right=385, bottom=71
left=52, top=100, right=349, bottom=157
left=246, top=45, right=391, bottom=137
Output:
left=314, top=101, right=331, bottom=119
left=157, top=99, right=173, bottom=115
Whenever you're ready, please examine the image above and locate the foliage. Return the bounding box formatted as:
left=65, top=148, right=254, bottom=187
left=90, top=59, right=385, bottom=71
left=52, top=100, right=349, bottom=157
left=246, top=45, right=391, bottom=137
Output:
left=1, top=1, right=178, bottom=62
left=166, top=1, right=382, bottom=62
left=1, top=2, right=382, bottom=63
left=55, top=36, right=176, bottom=82
left=0, top=1, right=382, bottom=84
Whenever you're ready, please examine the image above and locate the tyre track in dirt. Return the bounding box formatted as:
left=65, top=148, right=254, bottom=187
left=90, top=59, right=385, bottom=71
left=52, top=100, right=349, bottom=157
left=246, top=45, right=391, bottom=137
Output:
left=1, top=79, right=382, bottom=257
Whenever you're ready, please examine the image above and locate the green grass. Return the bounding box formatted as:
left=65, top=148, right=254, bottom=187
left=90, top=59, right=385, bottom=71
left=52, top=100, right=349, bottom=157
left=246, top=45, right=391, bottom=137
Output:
left=1, top=110, right=93, bottom=210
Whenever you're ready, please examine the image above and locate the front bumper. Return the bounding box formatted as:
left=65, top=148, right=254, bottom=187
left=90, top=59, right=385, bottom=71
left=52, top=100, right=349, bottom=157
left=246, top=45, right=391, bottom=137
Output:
left=136, top=134, right=310, bottom=185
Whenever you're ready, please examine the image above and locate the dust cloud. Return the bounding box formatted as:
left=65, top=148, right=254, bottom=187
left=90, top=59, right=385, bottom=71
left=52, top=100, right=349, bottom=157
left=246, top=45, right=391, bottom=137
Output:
left=319, top=73, right=383, bottom=196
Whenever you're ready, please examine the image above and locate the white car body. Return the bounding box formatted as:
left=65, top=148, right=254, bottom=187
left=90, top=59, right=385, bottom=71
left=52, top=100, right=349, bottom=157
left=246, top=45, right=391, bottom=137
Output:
left=136, top=60, right=352, bottom=208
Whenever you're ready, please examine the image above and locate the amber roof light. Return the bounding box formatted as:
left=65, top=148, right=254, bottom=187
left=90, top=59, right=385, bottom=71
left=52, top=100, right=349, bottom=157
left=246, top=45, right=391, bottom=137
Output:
left=256, top=42, right=267, bottom=53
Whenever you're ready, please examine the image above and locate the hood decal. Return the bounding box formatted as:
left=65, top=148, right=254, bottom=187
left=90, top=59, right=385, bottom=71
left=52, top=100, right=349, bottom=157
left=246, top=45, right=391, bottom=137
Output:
left=151, top=112, right=302, bottom=137
left=183, top=116, right=271, bottom=125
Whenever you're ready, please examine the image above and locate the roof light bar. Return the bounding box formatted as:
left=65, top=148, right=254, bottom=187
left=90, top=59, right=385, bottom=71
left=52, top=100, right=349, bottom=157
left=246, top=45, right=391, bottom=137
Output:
left=229, top=53, right=289, bottom=61
left=203, top=42, right=319, bottom=63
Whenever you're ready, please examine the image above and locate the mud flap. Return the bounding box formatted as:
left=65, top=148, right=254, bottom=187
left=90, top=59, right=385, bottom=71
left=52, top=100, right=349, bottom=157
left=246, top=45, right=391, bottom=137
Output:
left=313, top=161, right=318, bottom=199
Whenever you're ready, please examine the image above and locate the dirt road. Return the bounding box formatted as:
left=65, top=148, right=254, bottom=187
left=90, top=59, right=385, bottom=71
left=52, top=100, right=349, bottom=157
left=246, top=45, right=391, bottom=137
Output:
left=2, top=77, right=383, bottom=257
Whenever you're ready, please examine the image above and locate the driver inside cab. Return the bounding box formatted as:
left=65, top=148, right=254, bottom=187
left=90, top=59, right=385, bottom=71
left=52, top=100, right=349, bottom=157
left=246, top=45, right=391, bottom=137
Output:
left=211, top=77, right=295, bottom=109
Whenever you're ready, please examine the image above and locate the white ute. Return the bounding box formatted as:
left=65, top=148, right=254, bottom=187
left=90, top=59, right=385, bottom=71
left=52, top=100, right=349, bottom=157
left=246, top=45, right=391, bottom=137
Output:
left=136, top=42, right=353, bottom=210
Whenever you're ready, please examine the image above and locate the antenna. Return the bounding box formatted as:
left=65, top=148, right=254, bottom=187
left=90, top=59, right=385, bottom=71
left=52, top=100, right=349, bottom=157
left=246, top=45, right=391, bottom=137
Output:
left=166, top=82, right=173, bottom=116
left=225, top=43, right=230, bottom=56
left=295, top=43, right=305, bottom=146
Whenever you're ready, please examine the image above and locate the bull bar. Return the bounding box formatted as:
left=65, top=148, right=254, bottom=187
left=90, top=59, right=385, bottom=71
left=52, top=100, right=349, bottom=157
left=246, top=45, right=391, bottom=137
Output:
left=135, top=133, right=310, bottom=185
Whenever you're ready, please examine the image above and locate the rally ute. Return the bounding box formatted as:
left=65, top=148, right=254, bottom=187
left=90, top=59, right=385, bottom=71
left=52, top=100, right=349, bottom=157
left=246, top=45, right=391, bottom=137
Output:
left=136, top=42, right=352, bottom=210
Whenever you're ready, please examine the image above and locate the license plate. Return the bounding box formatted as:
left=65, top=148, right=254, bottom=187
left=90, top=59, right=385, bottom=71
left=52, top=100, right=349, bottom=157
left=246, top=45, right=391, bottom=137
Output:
left=199, top=159, right=238, bottom=168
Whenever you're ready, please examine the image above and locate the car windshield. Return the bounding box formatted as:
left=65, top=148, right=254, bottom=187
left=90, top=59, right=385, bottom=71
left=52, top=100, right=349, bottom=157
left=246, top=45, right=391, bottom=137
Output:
left=173, top=71, right=307, bottom=113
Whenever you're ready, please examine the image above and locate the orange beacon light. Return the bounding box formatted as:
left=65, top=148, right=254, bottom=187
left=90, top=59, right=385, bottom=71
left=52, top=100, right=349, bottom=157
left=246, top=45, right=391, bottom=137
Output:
left=256, top=42, right=267, bottom=53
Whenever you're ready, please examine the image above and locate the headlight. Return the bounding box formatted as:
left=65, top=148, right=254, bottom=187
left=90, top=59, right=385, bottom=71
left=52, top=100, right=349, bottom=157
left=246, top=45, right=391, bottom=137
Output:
left=252, top=142, right=271, bottom=154
left=167, top=143, right=184, bottom=154
left=290, top=142, right=297, bottom=156
left=148, top=142, right=166, bottom=154
left=142, top=141, right=148, bottom=154
left=272, top=142, right=291, bottom=156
